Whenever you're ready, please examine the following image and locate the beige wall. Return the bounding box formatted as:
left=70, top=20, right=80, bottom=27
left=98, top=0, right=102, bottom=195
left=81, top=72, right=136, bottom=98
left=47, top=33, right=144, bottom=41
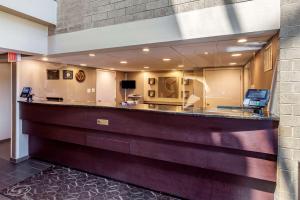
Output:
left=186, top=70, right=204, bottom=107
left=18, top=60, right=96, bottom=102
left=0, top=63, right=12, bottom=140
left=125, top=70, right=205, bottom=106
left=246, top=34, right=279, bottom=90
left=203, top=67, right=244, bottom=108
left=242, top=34, right=279, bottom=113
left=126, top=72, right=145, bottom=101
left=243, top=63, right=250, bottom=95
left=126, top=69, right=252, bottom=107
left=144, top=71, right=184, bottom=105
left=116, top=71, right=125, bottom=104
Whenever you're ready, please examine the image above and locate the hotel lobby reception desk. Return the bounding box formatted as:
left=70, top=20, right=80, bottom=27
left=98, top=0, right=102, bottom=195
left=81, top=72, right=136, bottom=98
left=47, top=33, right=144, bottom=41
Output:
left=19, top=101, right=279, bottom=200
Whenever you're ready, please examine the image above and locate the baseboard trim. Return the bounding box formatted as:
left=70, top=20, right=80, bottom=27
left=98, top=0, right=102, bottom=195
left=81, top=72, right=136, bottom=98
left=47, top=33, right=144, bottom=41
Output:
left=0, top=138, right=11, bottom=143
left=10, top=155, right=29, bottom=164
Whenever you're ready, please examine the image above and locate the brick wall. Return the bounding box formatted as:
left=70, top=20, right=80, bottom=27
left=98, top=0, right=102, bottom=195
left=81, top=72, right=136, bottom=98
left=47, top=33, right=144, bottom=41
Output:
left=51, top=0, right=250, bottom=35
left=277, top=0, right=300, bottom=199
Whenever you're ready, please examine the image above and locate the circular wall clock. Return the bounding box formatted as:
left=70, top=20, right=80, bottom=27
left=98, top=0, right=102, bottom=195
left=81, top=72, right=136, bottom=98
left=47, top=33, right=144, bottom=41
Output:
left=75, top=70, right=86, bottom=83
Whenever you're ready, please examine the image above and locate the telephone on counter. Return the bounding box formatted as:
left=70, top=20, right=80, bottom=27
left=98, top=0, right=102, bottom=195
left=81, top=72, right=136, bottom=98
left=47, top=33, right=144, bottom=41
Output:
left=243, top=89, right=270, bottom=115
left=20, top=87, right=33, bottom=102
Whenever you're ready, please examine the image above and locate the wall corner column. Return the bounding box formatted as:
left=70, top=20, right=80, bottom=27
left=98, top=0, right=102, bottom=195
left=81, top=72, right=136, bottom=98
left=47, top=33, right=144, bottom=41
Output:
left=277, top=1, right=300, bottom=200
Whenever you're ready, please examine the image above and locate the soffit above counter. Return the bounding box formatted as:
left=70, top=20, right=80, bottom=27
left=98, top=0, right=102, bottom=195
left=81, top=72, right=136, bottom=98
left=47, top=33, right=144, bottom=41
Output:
left=47, top=0, right=280, bottom=55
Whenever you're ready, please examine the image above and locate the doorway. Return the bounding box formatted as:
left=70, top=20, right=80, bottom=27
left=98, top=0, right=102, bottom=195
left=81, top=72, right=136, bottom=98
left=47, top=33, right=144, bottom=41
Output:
left=96, top=70, right=116, bottom=104
left=203, top=68, right=243, bottom=109
left=0, top=63, right=12, bottom=160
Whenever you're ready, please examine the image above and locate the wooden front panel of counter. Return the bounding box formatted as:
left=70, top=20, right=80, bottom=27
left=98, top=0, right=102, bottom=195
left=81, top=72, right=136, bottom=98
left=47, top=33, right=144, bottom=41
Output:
left=20, top=102, right=279, bottom=200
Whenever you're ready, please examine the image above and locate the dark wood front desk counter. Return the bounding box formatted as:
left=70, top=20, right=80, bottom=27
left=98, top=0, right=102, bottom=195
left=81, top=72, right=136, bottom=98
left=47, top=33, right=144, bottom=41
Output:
left=19, top=101, right=279, bottom=200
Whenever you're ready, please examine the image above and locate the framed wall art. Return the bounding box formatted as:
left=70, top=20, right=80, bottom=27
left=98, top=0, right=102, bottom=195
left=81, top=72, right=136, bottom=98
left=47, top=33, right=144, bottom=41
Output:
left=63, top=70, right=73, bottom=80
left=148, top=78, right=156, bottom=85
left=182, top=78, right=190, bottom=85
left=158, top=77, right=179, bottom=98
left=148, top=90, right=156, bottom=97
left=75, top=70, right=86, bottom=83
left=264, top=44, right=273, bottom=72
left=47, top=70, right=59, bottom=80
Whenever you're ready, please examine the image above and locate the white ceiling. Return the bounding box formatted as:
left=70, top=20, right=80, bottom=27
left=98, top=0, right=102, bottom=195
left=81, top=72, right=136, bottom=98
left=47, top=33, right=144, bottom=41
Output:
left=30, top=32, right=276, bottom=71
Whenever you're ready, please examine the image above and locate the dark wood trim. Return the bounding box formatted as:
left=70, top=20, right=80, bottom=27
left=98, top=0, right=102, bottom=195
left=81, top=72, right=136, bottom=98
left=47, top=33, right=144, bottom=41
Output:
left=20, top=103, right=279, bottom=155
left=20, top=102, right=279, bottom=200
left=11, top=62, right=17, bottom=159
left=23, top=121, right=277, bottom=181
left=30, top=137, right=275, bottom=200
left=0, top=138, right=11, bottom=143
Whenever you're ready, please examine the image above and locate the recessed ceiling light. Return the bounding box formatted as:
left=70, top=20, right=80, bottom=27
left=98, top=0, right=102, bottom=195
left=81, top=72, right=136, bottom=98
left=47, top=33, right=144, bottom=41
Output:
left=80, top=64, right=87, bottom=66
left=89, top=53, right=95, bottom=57
left=163, top=58, right=171, bottom=62
left=144, top=66, right=150, bottom=69
left=178, top=65, right=184, bottom=68
left=229, top=62, right=237, bottom=65
left=142, top=48, right=150, bottom=52
left=42, top=57, right=48, bottom=61
left=238, top=38, right=247, bottom=43
left=120, top=61, right=128, bottom=64
left=204, top=52, right=209, bottom=55
left=232, top=53, right=242, bottom=57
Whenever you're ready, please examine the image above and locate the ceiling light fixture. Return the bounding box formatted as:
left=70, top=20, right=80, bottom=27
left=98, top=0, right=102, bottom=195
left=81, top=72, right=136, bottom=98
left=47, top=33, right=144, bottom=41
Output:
left=204, top=52, right=209, bottom=55
left=120, top=61, right=128, bottom=64
left=144, top=66, right=150, bottom=69
left=42, top=57, right=48, bottom=61
left=80, top=64, right=87, bottom=66
left=163, top=58, right=171, bottom=62
left=142, top=48, right=150, bottom=52
left=229, top=62, right=237, bottom=65
left=110, top=68, right=115, bottom=70
left=89, top=53, right=96, bottom=57
left=232, top=53, right=242, bottom=57
left=178, top=65, right=184, bottom=68
left=238, top=38, right=247, bottom=43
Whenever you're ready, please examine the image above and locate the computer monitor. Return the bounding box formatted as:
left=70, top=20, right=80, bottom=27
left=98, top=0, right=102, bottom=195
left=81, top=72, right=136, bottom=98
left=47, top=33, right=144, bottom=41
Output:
left=20, top=87, right=32, bottom=98
left=243, top=89, right=270, bottom=108
left=121, top=80, right=136, bottom=89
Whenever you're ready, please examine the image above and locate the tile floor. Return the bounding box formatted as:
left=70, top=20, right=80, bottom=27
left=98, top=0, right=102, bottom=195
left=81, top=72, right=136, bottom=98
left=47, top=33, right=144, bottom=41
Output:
left=0, top=158, right=52, bottom=200
left=0, top=141, right=180, bottom=200
left=0, top=141, right=54, bottom=199
left=0, top=143, right=181, bottom=200
left=0, top=140, right=10, bottom=161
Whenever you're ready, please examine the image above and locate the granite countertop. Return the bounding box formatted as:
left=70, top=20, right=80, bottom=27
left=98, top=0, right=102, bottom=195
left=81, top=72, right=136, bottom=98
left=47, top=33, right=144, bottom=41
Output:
left=18, top=100, right=279, bottom=121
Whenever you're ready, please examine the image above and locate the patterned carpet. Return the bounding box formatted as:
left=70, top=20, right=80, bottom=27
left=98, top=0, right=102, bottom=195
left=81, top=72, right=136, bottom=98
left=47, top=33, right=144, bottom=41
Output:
left=0, top=166, right=181, bottom=200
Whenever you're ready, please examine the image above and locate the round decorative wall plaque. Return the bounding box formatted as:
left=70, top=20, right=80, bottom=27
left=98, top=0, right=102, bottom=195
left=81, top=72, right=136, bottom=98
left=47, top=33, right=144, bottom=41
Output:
left=75, top=70, right=86, bottom=83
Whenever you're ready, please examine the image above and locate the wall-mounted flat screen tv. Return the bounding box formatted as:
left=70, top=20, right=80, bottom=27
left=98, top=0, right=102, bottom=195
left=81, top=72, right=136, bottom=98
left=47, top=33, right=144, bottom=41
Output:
left=121, top=80, right=136, bottom=89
